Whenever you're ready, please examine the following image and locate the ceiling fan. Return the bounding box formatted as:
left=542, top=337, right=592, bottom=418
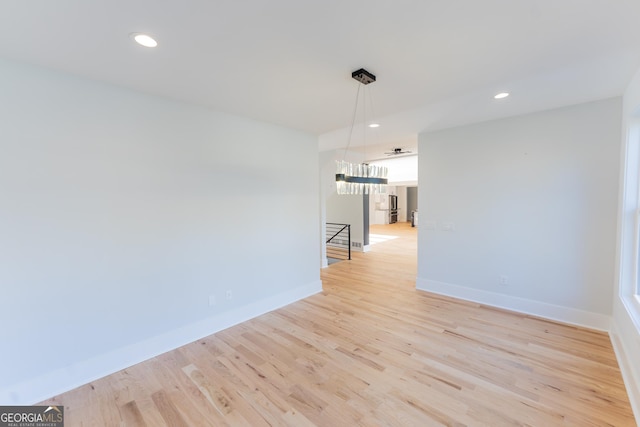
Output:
left=385, top=148, right=413, bottom=156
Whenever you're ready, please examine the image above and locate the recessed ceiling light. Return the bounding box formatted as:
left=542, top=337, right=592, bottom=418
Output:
left=368, top=123, right=380, bottom=128
left=494, top=92, right=509, bottom=99
left=131, top=33, right=158, bottom=48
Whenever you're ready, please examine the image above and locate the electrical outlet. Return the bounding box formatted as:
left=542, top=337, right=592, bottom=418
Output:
left=441, top=222, right=456, bottom=232
left=208, top=295, right=216, bottom=306
left=225, top=290, right=233, bottom=300
left=499, top=275, right=509, bottom=286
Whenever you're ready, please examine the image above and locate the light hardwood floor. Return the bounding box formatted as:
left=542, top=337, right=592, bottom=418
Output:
left=41, top=222, right=636, bottom=426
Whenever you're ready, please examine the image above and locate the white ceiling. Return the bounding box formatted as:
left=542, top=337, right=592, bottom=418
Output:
left=1, top=0, right=639, bottom=159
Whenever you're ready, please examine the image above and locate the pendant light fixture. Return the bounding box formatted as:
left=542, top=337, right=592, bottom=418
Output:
left=335, top=68, right=388, bottom=195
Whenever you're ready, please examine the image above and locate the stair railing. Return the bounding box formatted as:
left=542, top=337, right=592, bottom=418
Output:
left=326, top=223, right=351, bottom=261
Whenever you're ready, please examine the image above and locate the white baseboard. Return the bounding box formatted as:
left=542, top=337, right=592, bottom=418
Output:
left=1, top=280, right=323, bottom=405
left=610, top=318, right=640, bottom=424
left=416, top=278, right=611, bottom=331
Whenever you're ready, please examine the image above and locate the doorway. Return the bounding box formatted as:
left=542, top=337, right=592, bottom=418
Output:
left=407, top=186, right=418, bottom=226
left=367, top=185, right=418, bottom=256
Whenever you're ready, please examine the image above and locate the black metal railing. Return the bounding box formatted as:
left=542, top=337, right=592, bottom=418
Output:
left=326, top=223, right=351, bottom=261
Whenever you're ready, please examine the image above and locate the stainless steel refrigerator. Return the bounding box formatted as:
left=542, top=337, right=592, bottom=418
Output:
left=389, top=195, right=398, bottom=224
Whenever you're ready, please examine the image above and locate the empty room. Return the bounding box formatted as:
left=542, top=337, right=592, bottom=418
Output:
left=1, top=1, right=640, bottom=425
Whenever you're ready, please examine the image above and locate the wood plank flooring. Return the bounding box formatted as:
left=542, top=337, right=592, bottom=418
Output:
left=40, top=222, right=636, bottom=426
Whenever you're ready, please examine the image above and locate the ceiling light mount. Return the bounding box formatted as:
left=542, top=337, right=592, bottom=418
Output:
left=385, top=148, right=413, bottom=156
left=352, top=68, right=376, bottom=85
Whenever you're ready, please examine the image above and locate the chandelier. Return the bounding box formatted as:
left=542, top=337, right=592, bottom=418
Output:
left=335, top=68, right=388, bottom=195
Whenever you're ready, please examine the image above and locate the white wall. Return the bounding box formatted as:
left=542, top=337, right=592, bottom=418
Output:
left=0, top=58, right=321, bottom=404
left=612, top=65, right=640, bottom=420
left=369, top=155, right=418, bottom=186
left=417, top=98, right=621, bottom=330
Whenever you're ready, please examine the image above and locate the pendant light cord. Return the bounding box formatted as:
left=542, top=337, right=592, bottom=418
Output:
left=342, top=82, right=362, bottom=162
